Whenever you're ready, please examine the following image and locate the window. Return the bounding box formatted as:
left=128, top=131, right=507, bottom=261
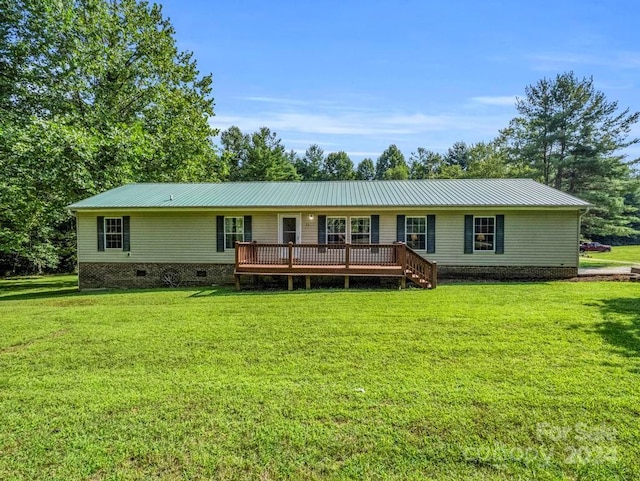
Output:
left=326, top=217, right=347, bottom=244
left=105, top=217, right=123, bottom=249
left=350, top=217, right=370, bottom=244
left=474, top=216, right=495, bottom=251
left=406, top=217, right=426, bottom=250
left=225, top=217, right=244, bottom=249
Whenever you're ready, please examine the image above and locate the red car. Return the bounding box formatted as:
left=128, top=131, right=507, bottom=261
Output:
left=580, top=242, right=612, bottom=253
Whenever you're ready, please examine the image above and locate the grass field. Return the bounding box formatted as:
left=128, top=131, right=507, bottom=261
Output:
left=1, top=276, right=639, bottom=480
left=580, top=244, right=640, bottom=268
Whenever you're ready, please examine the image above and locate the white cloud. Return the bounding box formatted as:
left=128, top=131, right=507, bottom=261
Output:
left=240, top=96, right=310, bottom=106
left=210, top=110, right=509, bottom=138
left=529, top=51, right=640, bottom=71
left=471, top=96, right=517, bottom=106
left=344, top=151, right=383, bottom=158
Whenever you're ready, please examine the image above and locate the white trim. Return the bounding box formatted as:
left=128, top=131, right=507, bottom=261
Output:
left=405, top=216, right=426, bottom=250
left=350, top=216, right=371, bottom=244
left=224, top=216, right=244, bottom=250
left=277, top=213, right=301, bottom=243
left=473, top=215, right=496, bottom=253
left=104, top=217, right=123, bottom=250
left=326, top=216, right=348, bottom=244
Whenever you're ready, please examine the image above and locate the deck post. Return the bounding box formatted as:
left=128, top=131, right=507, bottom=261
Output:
left=431, top=261, right=438, bottom=288
left=345, top=243, right=350, bottom=268
left=305, top=275, right=311, bottom=290
left=234, top=274, right=241, bottom=290
left=398, top=243, right=407, bottom=272
left=288, top=275, right=293, bottom=291
left=288, top=241, right=293, bottom=269
left=400, top=276, right=406, bottom=289
left=344, top=275, right=349, bottom=289
left=235, top=241, right=240, bottom=270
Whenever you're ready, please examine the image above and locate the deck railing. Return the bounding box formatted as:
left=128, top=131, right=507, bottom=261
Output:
left=235, top=241, right=437, bottom=288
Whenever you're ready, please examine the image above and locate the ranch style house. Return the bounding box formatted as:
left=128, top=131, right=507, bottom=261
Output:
left=68, top=179, right=591, bottom=290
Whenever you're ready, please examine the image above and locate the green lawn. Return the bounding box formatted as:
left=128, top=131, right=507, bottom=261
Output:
left=1, top=276, right=639, bottom=480
left=580, top=244, right=640, bottom=268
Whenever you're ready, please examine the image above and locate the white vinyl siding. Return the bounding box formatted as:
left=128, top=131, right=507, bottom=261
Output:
left=77, top=212, right=275, bottom=263
left=77, top=209, right=579, bottom=267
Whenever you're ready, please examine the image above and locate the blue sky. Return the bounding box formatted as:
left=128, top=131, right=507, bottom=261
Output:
left=159, top=0, right=640, bottom=163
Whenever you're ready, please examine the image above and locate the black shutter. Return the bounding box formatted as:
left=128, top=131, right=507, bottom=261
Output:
left=396, top=215, right=405, bottom=242
left=216, top=216, right=225, bottom=252
left=122, top=216, right=130, bottom=252
left=464, top=215, right=473, bottom=254
left=97, top=216, right=105, bottom=251
left=371, top=214, right=380, bottom=253
left=426, top=215, right=436, bottom=254
left=318, top=215, right=326, bottom=243
left=495, top=215, right=504, bottom=254
left=318, top=215, right=326, bottom=253
left=371, top=215, right=379, bottom=244
left=244, top=215, right=252, bottom=242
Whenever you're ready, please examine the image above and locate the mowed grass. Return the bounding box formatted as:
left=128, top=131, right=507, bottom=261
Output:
left=580, top=244, right=640, bottom=268
left=0, top=276, right=639, bottom=480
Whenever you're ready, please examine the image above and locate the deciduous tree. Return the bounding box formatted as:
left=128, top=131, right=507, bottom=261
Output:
left=355, top=158, right=375, bottom=180
left=375, top=144, right=407, bottom=179
left=323, top=151, right=355, bottom=180
left=0, top=0, right=221, bottom=273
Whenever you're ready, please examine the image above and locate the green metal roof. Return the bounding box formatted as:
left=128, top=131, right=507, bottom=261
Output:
left=68, top=179, right=591, bottom=210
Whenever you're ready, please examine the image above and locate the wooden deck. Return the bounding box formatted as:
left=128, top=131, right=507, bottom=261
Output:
left=234, top=242, right=437, bottom=290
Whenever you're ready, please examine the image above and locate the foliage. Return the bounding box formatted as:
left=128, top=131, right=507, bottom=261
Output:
left=464, top=140, right=534, bottom=179
left=444, top=141, right=470, bottom=170
left=1, top=276, right=639, bottom=479
left=355, top=158, right=375, bottom=180
left=502, top=72, right=640, bottom=238
left=294, top=144, right=325, bottom=181
left=375, top=144, right=408, bottom=179
left=322, top=151, right=355, bottom=180
left=409, top=148, right=445, bottom=179
left=219, top=126, right=300, bottom=181
left=1, top=0, right=220, bottom=273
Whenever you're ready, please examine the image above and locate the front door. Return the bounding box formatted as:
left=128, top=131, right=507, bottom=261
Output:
left=279, top=214, right=301, bottom=244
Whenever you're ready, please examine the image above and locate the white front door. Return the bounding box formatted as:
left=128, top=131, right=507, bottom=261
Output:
left=278, top=214, right=301, bottom=244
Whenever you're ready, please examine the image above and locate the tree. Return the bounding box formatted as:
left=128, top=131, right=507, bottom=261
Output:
left=409, top=148, right=445, bottom=179
left=502, top=71, right=640, bottom=237
left=383, top=164, right=409, bottom=180
left=375, top=144, right=407, bottom=179
left=0, top=0, right=221, bottom=273
left=463, top=141, right=531, bottom=179
left=322, top=151, right=355, bottom=180
left=220, top=126, right=249, bottom=181
left=445, top=141, right=470, bottom=170
left=355, top=158, right=375, bottom=180
left=295, top=144, right=325, bottom=181
left=239, top=127, right=300, bottom=181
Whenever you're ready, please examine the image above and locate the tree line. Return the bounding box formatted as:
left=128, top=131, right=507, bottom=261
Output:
left=1, top=0, right=639, bottom=274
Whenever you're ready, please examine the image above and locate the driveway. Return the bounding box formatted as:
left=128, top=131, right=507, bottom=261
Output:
left=578, top=266, right=633, bottom=276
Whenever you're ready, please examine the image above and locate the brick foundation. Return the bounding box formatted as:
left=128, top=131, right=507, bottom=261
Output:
left=438, top=265, right=577, bottom=280
left=78, top=263, right=235, bottom=289
left=78, top=262, right=578, bottom=289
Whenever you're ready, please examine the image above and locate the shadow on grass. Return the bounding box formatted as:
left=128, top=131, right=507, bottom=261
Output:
left=0, top=279, right=78, bottom=291
left=595, top=297, right=640, bottom=372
